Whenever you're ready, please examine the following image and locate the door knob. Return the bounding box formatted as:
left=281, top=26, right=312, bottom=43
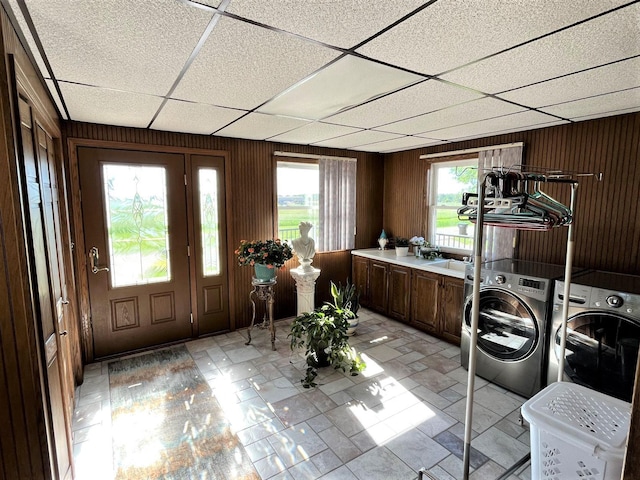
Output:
left=89, top=246, right=110, bottom=274
left=59, top=330, right=68, bottom=336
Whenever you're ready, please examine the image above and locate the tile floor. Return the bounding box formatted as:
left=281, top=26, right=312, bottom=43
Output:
left=71, top=309, right=532, bottom=480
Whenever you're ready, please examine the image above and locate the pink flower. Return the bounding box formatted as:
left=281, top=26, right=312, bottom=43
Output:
left=248, top=248, right=254, bottom=253
left=250, top=260, right=255, bottom=266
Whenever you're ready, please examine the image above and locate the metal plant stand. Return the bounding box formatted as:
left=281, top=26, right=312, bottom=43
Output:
left=246, top=277, right=277, bottom=351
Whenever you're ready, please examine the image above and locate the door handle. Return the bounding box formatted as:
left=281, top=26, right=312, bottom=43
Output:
left=89, top=246, right=110, bottom=274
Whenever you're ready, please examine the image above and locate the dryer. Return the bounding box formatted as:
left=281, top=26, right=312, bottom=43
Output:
left=547, top=271, right=640, bottom=402
left=461, top=259, right=573, bottom=398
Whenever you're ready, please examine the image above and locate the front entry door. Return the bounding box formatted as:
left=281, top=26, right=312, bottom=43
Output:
left=79, top=147, right=192, bottom=358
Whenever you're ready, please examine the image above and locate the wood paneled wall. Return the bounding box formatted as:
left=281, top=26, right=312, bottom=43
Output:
left=62, top=122, right=384, bottom=341
left=382, top=112, right=640, bottom=274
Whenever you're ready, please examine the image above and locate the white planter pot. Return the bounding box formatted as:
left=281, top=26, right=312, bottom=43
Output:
left=395, top=246, right=409, bottom=256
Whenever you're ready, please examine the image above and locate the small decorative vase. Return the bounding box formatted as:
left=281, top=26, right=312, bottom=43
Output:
left=254, top=264, right=276, bottom=282
left=395, top=246, right=409, bottom=257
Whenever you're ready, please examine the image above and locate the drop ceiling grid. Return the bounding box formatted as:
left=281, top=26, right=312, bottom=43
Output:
left=44, top=79, right=67, bottom=120
left=150, top=99, right=246, bottom=135
left=378, top=97, right=525, bottom=136
left=225, top=0, right=427, bottom=49
left=355, top=136, right=444, bottom=153
left=426, top=110, right=567, bottom=140
left=24, top=0, right=214, bottom=96
left=355, top=0, right=630, bottom=76
left=312, top=130, right=403, bottom=149
left=540, top=87, right=640, bottom=119
left=441, top=3, right=640, bottom=94
left=497, top=57, right=640, bottom=108
left=59, top=83, right=163, bottom=128
left=268, top=122, right=362, bottom=145
left=7, top=0, right=49, bottom=76
left=324, top=80, right=484, bottom=129
left=257, top=55, right=423, bottom=120
left=214, top=112, right=311, bottom=140
left=171, top=16, right=339, bottom=110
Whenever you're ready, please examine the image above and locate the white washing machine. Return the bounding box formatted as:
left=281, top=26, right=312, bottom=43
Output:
left=461, top=259, right=574, bottom=398
left=547, top=271, right=640, bottom=402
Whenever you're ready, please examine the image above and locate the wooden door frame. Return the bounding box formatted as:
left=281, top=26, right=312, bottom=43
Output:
left=66, top=138, right=234, bottom=362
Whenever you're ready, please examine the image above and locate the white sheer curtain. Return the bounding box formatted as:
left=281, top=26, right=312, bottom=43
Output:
left=478, top=145, right=523, bottom=261
left=318, top=157, right=357, bottom=251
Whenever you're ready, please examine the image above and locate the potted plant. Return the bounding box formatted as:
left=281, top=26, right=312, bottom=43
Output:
left=289, top=281, right=366, bottom=388
left=332, top=279, right=360, bottom=336
left=235, top=239, right=293, bottom=281
left=395, top=237, right=410, bottom=256
left=410, top=235, right=425, bottom=257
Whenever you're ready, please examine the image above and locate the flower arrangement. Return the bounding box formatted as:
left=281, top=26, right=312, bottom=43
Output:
left=409, top=235, right=426, bottom=246
left=235, top=239, right=293, bottom=268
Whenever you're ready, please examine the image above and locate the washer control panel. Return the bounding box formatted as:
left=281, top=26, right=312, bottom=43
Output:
left=591, top=288, right=640, bottom=318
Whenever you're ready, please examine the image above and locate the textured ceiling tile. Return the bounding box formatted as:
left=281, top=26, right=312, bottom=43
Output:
left=45, top=79, right=67, bottom=120
left=356, top=136, right=444, bottom=153
left=539, top=88, right=640, bottom=120
left=441, top=3, right=640, bottom=93
left=226, top=0, right=425, bottom=48
left=173, top=16, right=338, bottom=110
left=257, top=55, right=422, bottom=120
left=215, top=112, right=311, bottom=140
left=150, top=100, right=246, bottom=135
left=312, top=130, right=402, bottom=149
left=497, top=57, right=640, bottom=108
left=24, top=0, right=213, bottom=96
left=60, top=83, right=162, bottom=127
left=357, top=0, right=629, bottom=75
left=7, top=0, right=48, bottom=74
left=427, top=111, right=565, bottom=141
left=268, top=122, right=361, bottom=145
left=571, top=106, right=640, bottom=122
left=381, top=98, right=524, bottom=135
left=325, top=80, right=484, bottom=128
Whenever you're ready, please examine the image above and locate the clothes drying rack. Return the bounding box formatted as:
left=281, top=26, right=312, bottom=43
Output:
left=459, top=166, right=602, bottom=479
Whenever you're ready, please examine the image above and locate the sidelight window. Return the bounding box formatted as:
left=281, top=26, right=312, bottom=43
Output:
left=198, top=168, right=221, bottom=276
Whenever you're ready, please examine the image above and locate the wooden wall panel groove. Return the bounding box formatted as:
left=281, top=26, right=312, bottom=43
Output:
left=383, top=112, right=640, bottom=275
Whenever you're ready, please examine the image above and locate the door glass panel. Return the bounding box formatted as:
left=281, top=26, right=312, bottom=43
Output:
left=465, top=290, right=538, bottom=361
left=103, top=164, right=170, bottom=287
left=199, top=168, right=220, bottom=276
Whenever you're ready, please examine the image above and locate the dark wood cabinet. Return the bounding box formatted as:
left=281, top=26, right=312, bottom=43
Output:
left=352, top=255, right=370, bottom=307
left=388, top=264, right=412, bottom=322
left=369, top=260, right=389, bottom=314
left=410, top=270, right=440, bottom=333
left=441, top=276, right=464, bottom=345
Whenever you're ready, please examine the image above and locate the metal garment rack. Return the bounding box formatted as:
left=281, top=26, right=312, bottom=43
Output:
left=461, top=167, right=601, bottom=479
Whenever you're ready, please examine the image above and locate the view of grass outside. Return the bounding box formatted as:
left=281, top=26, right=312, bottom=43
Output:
left=277, top=161, right=320, bottom=243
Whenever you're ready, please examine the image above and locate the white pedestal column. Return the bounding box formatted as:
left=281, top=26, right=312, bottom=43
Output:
left=290, top=267, right=321, bottom=316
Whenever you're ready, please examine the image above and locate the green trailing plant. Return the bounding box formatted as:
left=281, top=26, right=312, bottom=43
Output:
left=289, top=281, right=366, bottom=388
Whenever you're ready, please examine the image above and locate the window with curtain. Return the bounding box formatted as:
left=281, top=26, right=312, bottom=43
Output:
left=276, top=156, right=356, bottom=252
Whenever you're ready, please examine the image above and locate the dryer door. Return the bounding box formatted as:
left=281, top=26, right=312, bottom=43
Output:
left=552, top=311, right=640, bottom=402
left=465, top=289, right=539, bottom=361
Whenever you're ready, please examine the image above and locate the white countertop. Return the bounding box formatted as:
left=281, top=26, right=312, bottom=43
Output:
left=351, top=248, right=467, bottom=279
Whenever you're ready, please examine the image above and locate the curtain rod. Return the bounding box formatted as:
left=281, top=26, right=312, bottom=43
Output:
left=274, top=151, right=357, bottom=162
left=420, top=142, right=524, bottom=159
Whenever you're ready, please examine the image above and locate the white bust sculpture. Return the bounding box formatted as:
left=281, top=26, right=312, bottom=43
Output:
left=291, top=221, right=315, bottom=271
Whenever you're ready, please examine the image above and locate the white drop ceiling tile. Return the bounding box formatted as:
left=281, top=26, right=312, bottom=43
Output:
left=257, top=55, right=422, bottom=120
left=24, top=0, right=213, bottom=96
left=355, top=136, right=444, bottom=153
left=7, top=0, right=48, bottom=75
left=325, top=80, right=484, bottom=129
left=312, top=130, right=402, bottom=149
left=441, top=3, right=640, bottom=94
left=150, top=100, right=245, bottom=135
left=497, top=57, right=640, bottom=108
left=381, top=97, right=524, bottom=135
left=173, top=16, right=339, bottom=110
left=357, top=0, right=629, bottom=75
left=45, top=80, right=67, bottom=120
left=59, top=83, right=162, bottom=128
left=539, top=87, right=640, bottom=120
left=215, top=113, right=311, bottom=140
left=226, top=0, right=426, bottom=49
left=427, top=111, right=566, bottom=141
left=572, top=106, right=640, bottom=122
left=268, top=122, right=361, bottom=145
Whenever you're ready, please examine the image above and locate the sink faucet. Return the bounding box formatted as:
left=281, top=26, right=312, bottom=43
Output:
left=463, top=256, right=473, bottom=263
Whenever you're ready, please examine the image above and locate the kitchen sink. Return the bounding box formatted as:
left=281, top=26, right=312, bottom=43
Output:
left=437, top=259, right=468, bottom=272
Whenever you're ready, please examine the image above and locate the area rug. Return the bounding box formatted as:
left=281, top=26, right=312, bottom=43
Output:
left=108, top=345, right=259, bottom=480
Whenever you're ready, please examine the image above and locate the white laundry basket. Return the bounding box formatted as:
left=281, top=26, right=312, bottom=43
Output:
left=521, top=382, right=631, bottom=480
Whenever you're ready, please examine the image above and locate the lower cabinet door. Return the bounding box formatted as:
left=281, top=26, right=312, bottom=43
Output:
left=388, top=265, right=411, bottom=323
left=410, top=270, right=440, bottom=334
left=441, top=276, right=464, bottom=345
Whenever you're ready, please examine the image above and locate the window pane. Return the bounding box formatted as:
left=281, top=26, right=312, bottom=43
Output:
left=431, top=161, right=477, bottom=251
left=276, top=161, right=319, bottom=243
left=103, top=164, right=170, bottom=287
left=199, top=168, right=221, bottom=276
